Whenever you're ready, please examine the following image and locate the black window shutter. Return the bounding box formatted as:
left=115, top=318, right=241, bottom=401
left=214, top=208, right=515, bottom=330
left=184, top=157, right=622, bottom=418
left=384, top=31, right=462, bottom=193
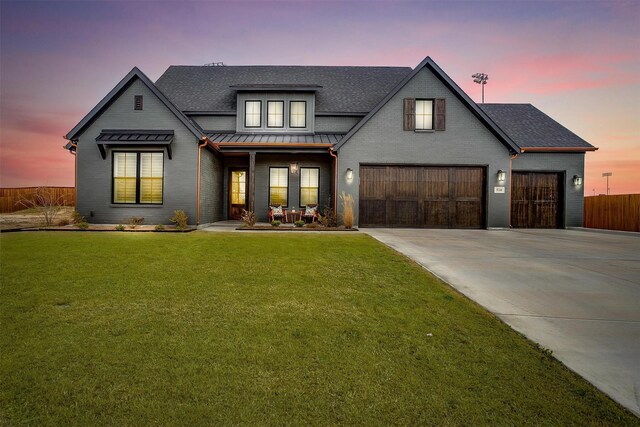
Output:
left=403, top=98, right=416, bottom=131
left=434, top=98, right=446, bottom=131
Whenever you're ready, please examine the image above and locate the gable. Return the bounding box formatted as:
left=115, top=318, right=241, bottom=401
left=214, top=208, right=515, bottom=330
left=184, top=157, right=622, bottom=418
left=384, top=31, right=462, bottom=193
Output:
left=65, top=67, right=204, bottom=143
left=334, top=57, right=519, bottom=153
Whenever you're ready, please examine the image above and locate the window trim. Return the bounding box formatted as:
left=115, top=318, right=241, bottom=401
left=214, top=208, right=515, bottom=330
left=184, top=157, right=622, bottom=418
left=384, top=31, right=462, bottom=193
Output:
left=244, top=100, right=262, bottom=128
left=112, top=151, right=164, bottom=205
left=266, top=100, right=285, bottom=128
left=268, top=166, right=289, bottom=207
left=415, top=99, right=434, bottom=130
left=289, top=100, right=307, bottom=129
left=299, top=167, right=320, bottom=208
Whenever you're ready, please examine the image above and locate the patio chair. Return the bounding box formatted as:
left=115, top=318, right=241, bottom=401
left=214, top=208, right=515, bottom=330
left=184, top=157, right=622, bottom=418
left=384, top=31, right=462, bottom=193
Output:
left=268, top=204, right=286, bottom=222
left=302, top=204, right=319, bottom=223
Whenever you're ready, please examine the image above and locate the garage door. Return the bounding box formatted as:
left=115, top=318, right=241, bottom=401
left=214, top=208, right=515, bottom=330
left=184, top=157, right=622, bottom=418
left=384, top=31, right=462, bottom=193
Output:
left=359, top=166, right=485, bottom=228
left=511, top=172, right=563, bottom=228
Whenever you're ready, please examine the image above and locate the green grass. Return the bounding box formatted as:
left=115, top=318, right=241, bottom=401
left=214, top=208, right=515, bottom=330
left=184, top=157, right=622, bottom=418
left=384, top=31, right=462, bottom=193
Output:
left=0, top=232, right=636, bottom=426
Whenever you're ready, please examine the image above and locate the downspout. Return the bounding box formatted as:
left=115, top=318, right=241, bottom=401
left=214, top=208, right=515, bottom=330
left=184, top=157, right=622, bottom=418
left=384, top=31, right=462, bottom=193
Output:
left=508, top=152, right=519, bottom=228
left=328, top=147, right=338, bottom=214
left=67, top=141, right=78, bottom=209
left=196, top=138, right=207, bottom=225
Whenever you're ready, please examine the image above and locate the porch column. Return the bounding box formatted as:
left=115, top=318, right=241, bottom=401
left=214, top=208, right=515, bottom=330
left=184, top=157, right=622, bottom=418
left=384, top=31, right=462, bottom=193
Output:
left=249, top=151, right=256, bottom=212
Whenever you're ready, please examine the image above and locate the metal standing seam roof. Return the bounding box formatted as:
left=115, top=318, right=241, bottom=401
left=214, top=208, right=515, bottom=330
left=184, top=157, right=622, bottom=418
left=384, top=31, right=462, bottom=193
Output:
left=479, top=104, right=595, bottom=150
left=206, top=132, right=344, bottom=144
left=96, top=130, right=174, bottom=143
left=155, top=66, right=412, bottom=113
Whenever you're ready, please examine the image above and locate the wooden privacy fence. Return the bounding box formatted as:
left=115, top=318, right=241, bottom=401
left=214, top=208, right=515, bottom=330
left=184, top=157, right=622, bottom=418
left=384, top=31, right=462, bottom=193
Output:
left=584, top=194, right=640, bottom=232
left=0, top=187, right=76, bottom=213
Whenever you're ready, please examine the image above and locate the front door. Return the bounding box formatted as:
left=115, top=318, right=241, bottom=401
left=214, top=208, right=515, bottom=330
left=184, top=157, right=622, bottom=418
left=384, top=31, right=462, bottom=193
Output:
left=229, top=168, right=248, bottom=220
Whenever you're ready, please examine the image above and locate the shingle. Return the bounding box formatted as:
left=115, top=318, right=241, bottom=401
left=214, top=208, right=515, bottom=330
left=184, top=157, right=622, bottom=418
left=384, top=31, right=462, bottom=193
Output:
left=155, top=66, right=412, bottom=113
left=479, top=104, right=594, bottom=149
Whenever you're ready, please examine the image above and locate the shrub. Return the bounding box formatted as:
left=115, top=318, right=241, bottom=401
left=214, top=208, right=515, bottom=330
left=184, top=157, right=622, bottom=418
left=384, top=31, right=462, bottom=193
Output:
left=155, top=224, right=165, bottom=231
left=318, top=204, right=337, bottom=227
left=306, top=221, right=319, bottom=229
left=170, top=210, right=188, bottom=229
left=75, top=222, right=89, bottom=230
left=115, top=224, right=125, bottom=231
left=72, top=210, right=86, bottom=224
left=128, top=216, right=144, bottom=229
left=294, top=220, right=305, bottom=228
left=57, top=218, right=70, bottom=226
left=340, top=192, right=355, bottom=229
left=241, top=210, right=256, bottom=227
left=271, top=220, right=281, bottom=227
left=16, top=187, right=65, bottom=226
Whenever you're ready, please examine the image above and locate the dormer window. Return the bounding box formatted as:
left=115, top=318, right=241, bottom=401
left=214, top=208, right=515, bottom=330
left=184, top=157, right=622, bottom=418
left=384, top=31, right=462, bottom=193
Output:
left=267, top=101, right=284, bottom=128
left=289, top=101, right=306, bottom=128
left=245, top=100, right=262, bottom=128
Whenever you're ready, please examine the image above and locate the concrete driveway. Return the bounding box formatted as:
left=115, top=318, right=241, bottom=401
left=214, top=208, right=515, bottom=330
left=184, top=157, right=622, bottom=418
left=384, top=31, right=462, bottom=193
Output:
left=363, top=228, right=640, bottom=416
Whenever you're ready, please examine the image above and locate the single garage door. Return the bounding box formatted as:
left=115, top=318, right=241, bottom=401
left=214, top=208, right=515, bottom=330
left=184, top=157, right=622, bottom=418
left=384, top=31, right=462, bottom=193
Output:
left=511, top=172, right=563, bottom=228
left=359, top=165, right=485, bottom=228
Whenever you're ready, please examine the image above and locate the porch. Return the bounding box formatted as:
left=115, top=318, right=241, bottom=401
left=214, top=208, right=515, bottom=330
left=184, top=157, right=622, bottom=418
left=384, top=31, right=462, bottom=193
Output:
left=208, top=136, right=338, bottom=222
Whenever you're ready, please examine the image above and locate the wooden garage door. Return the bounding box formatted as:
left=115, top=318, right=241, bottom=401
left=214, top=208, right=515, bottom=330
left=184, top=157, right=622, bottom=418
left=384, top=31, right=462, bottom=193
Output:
left=511, top=172, right=563, bottom=228
left=359, top=166, right=485, bottom=228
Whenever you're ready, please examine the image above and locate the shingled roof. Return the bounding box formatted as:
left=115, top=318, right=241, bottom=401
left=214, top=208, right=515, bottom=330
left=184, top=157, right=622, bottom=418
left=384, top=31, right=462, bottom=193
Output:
left=155, top=66, right=412, bottom=114
left=479, top=104, right=596, bottom=151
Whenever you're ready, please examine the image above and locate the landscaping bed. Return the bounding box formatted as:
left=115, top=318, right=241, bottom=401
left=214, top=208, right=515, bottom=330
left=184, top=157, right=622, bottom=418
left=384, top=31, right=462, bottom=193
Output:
left=237, top=225, right=357, bottom=231
left=1, top=232, right=636, bottom=425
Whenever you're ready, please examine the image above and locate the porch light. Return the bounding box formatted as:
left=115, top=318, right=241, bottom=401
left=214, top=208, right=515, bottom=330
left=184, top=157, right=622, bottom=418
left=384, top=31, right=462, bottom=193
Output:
left=289, top=162, right=299, bottom=174
left=346, top=168, right=354, bottom=180
left=573, top=175, right=582, bottom=186
left=497, top=170, right=506, bottom=181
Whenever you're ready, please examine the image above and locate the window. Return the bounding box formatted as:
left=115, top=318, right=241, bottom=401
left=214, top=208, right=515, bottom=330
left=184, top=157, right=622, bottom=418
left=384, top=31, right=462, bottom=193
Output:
left=267, top=101, right=284, bottom=128
left=289, top=101, right=306, bottom=128
left=415, top=99, right=433, bottom=130
left=245, top=100, right=262, bottom=128
left=300, top=168, right=319, bottom=206
left=230, top=170, right=246, bottom=205
left=269, top=167, right=288, bottom=206
left=134, top=95, right=143, bottom=110
left=113, top=152, right=163, bottom=204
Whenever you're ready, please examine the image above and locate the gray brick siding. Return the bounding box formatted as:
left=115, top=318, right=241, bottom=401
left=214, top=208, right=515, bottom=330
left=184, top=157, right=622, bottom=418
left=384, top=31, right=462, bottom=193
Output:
left=336, top=66, right=512, bottom=227
left=76, top=78, right=199, bottom=224
left=512, top=152, right=585, bottom=227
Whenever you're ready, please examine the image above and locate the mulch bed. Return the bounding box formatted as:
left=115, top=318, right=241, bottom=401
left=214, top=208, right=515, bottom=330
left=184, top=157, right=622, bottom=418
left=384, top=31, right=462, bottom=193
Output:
left=2, top=225, right=196, bottom=233
left=237, top=226, right=357, bottom=231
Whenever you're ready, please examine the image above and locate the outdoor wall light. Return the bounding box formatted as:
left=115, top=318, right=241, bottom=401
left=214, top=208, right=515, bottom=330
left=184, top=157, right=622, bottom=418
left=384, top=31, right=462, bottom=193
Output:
left=346, top=168, right=354, bottom=180
left=497, top=170, right=506, bottom=181
left=573, top=175, right=582, bottom=186
left=289, top=162, right=299, bottom=174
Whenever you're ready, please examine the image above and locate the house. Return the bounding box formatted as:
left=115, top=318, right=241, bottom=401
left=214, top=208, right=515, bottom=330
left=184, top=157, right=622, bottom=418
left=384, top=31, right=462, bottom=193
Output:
left=64, top=56, right=596, bottom=228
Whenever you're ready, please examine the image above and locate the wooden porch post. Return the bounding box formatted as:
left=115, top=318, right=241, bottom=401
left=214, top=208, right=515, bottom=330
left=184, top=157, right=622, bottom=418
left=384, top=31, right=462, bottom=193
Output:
left=249, top=151, right=256, bottom=212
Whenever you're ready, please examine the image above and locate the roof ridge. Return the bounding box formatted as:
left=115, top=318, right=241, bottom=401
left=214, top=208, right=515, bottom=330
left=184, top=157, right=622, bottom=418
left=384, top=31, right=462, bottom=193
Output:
left=164, top=65, right=413, bottom=69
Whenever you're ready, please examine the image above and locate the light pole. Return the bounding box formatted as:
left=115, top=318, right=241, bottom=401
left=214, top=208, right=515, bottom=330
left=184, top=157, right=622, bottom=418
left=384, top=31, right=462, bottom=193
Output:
left=602, top=172, right=612, bottom=195
left=472, top=73, right=489, bottom=103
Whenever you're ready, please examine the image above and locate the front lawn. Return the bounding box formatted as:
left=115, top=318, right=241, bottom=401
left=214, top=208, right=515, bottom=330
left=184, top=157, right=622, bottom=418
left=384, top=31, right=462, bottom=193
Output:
left=0, top=232, right=636, bottom=425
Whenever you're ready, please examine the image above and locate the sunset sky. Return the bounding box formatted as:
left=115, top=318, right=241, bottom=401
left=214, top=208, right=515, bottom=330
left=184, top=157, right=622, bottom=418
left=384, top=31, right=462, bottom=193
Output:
left=1, top=0, right=638, bottom=195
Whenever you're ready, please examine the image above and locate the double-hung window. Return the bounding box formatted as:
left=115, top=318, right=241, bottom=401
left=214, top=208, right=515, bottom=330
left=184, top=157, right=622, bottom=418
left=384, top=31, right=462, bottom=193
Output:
left=415, top=99, right=434, bottom=130
left=269, top=167, right=288, bottom=206
left=267, top=101, right=284, bottom=128
left=300, top=168, right=319, bottom=206
left=289, top=101, right=306, bottom=128
left=245, top=100, right=262, bottom=128
left=113, top=152, right=164, bottom=204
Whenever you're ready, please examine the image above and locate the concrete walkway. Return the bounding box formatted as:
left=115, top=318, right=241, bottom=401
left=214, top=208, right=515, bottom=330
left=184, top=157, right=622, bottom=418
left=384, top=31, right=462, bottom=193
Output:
left=363, top=228, right=640, bottom=416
